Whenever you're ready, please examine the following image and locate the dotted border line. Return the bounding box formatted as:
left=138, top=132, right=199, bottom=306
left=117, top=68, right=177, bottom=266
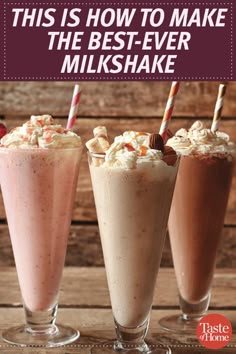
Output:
left=2, top=0, right=234, bottom=80
left=4, top=3, right=234, bottom=5
left=3, top=1, right=7, bottom=78
left=230, top=1, right=233, bottom=79
left=3, top=76, right=233, bottom=80
left=0, top=343, right=236, bottom=348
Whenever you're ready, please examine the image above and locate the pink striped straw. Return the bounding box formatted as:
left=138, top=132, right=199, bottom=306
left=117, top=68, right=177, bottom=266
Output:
left=159, top=81, right=180, bottom=142
left=66, top=84, right=81, bottom=130
left=211, top=84, right=227, bottom=133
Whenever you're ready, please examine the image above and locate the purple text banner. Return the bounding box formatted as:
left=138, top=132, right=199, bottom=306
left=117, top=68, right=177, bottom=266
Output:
left=0, top=0, right=235, bottom=81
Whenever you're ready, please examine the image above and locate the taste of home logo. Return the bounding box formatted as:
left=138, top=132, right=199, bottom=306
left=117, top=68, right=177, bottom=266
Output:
left=196, top=314, right=232, bottom=350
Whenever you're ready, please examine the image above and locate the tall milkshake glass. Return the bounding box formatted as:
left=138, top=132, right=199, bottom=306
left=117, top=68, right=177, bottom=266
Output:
left=0, top=116, right=82, bottom=346
left=159, top=121, right=235, bottom=333
left=87, top=130, right=179, bottom=354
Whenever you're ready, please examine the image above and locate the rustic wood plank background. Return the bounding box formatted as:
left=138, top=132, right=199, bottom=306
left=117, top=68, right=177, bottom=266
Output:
left=0, top=81, right=236, bottom=267
left=0, top=267, right=235, bottom=308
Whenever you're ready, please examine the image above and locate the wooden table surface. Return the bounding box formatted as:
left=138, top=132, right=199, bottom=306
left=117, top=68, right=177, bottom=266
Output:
left=0, top=267, right=235, bottom=354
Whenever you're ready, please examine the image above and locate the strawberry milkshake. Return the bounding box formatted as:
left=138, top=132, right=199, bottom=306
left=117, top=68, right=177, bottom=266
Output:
left=160, top=121, right=235, bottom=333
left=0, top=115, right=82, bottom=346
left=87, top=128, right=178, bottom=353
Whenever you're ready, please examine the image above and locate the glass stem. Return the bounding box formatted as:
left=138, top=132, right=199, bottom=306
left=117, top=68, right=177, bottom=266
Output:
left=113, top=316, right=150, bottom=351
left=179, top=292, right=211, bottom=321
left=24, top=303, right=58, bottom=334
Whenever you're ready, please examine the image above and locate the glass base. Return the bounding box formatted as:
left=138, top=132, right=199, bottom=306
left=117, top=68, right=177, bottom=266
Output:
left=2, top=323, right=80, bottom=347
left=159, top=314, right=200, bottom=334
left=90, top=340, right=171, bottom=354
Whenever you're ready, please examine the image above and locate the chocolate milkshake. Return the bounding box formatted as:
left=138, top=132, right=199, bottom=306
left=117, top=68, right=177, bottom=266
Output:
left=166, top=121, right=235, bottom=323
left=87, top=129, right=179, bottom=352
left=0, top=115, right=82, bottom=346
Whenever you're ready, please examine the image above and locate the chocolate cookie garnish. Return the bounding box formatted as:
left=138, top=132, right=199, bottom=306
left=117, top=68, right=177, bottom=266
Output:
left=163, top=146, right=178, bottom=166
left=149, top=134, right=164, bottom=152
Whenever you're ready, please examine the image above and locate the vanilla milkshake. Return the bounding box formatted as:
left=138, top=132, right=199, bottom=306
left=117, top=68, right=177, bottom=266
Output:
left=87, top=129, right=179, bottom=346
left=167, top=121, right=235, bottom=311
left=0, top=115, right=82, bottom=346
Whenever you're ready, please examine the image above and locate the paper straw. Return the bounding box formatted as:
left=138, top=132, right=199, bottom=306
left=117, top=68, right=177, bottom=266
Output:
left=211, top=84, right=227, bottom=133
left=159, top=81, right=180, bottom=142
left=66, top=84, right=81, bottom=130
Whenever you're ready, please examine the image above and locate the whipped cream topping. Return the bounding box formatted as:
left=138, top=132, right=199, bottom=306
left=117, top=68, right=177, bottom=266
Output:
left=0, top=115, right=82, bottom=149
left=104, top=131, right=163, bottom=169
left=167, top=121, right=235, bottom=157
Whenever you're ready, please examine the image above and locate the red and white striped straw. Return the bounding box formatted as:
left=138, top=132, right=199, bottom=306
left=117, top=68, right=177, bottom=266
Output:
left=211, top=84, right=227, bottom=133
left=159, top=81, right=180, bottom=142
left=66, top=84, right=81, bottom=130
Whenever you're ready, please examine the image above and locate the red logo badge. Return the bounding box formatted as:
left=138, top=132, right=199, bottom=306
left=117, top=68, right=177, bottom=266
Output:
left=197, top=314, right=232, bottom=349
